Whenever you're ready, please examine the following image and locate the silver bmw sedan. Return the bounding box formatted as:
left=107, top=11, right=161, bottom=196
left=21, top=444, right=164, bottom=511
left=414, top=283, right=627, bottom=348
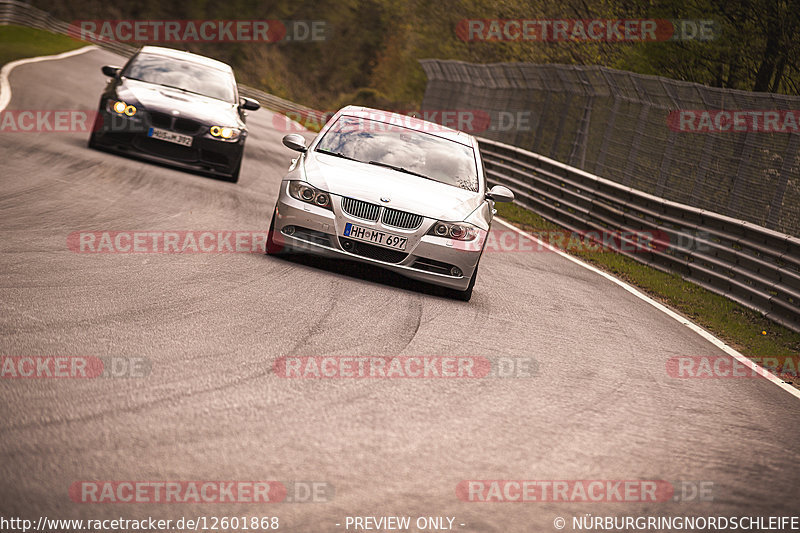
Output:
left=266, top=106, right=514, bottom=301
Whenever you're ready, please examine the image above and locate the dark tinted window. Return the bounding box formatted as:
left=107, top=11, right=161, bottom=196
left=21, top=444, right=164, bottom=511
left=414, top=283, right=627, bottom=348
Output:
left=124, top=53, right=236, bottom=103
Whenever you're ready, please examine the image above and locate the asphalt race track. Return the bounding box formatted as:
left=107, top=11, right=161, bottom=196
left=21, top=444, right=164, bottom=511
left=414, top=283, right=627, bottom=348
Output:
left=1, top=48, right=799, bottom=532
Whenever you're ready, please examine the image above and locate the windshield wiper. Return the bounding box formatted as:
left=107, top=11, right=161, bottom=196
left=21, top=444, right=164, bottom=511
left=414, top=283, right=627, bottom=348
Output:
left=125, top=77, right=183, bottom=90
left=315, top=152, right=436, bottom=182
left=159, top=83, right=190, bottom=92
left=316, top=149, right=361, bottom=162
left=368, top=160, right=434, bottom=181
left=159, top=84, right=208, bottom=97
left=128, top=79, right=201, bottom=96
left=156, top=84, right=232, bottom=103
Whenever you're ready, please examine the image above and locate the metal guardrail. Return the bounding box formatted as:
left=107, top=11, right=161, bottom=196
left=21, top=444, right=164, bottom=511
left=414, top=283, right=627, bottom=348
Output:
left=3, top=0, right=799, bottom=331
left=480, top=137, right=800, bottom=332
left=0, top=0, right=135, bottom=57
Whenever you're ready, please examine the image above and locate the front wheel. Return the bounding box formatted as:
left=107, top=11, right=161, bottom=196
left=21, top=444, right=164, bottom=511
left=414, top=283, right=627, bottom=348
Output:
left=87, top=109, right=103, bottom=148
left=452, top=264, right=478, bottom=301
left=265, top=208, right=285, bottom=255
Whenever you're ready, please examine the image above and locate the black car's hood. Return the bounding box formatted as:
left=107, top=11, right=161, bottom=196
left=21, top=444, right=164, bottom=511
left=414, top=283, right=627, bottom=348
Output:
left=118, top=78, right=241, bottom=127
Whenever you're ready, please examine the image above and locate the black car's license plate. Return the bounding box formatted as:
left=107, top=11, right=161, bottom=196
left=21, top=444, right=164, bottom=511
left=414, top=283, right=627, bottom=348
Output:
left=343, top=223, right=407, bottom=251
left=147, top=127, right=193, bottom=147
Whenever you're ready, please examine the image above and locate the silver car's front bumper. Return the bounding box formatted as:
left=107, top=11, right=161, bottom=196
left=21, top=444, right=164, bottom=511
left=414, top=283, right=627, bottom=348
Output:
left=270, top=181, right=485, bottom=291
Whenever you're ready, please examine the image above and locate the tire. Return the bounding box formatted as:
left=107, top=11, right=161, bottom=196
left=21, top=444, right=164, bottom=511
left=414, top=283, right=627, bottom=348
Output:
left=224, top=160, right=241, bottom=183
left=453, top=263, right=478, bottom=301
left=265, top=208, right=285, bottom=255
left=88, top=106, right=105, bottom=148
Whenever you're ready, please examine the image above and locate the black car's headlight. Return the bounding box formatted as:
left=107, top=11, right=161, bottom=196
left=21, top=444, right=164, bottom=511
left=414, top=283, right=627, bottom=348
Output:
left=428, top=221, right=479, bottom=241
left=209, top=126, right=241, bottom=141
left=108, top=99, right=137, bottom=117
left=288, top=181, right=332, bottom=210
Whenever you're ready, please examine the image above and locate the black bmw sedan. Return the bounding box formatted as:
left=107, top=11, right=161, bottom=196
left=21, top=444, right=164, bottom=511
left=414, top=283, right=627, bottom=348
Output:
left=89, top=46, right=260, bottom=183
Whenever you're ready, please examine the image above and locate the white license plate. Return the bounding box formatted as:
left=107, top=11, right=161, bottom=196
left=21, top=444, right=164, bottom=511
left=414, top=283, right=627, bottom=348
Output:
left=343, top=222, right=407, bottom=251
left=147, top=127, right=193, bottom=147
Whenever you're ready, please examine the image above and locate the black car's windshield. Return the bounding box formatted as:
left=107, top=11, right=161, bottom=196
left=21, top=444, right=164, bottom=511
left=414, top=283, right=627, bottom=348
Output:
left=123, top=53, right=236, bottom=103
left=315, top=116, right=479, bottom=192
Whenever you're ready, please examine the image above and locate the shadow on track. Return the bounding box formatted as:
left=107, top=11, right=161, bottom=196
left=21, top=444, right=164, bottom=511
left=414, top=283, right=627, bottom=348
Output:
left=264, top=251, right=466, bottom=302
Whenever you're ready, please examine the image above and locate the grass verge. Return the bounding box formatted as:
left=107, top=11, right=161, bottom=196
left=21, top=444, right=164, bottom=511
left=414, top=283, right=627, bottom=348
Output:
left=496, top=202, right=800, bottom=387
left=0, top=25, right=85, bottom=68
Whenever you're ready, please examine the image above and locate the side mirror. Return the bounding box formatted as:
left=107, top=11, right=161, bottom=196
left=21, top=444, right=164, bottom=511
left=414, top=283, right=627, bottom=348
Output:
left=486, top=184, right=514, bottom=203
left=101, top=65, right=121, bottom=77
left=282, top=133, right=307, bottom=152
left=240, top=97, right=260, bottom=111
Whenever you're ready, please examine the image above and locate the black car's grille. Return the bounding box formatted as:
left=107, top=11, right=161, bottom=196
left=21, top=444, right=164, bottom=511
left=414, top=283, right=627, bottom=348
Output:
left=341, top=197, right=423, bottom=230
left=133, top=137, right=199, bottom=162
left=148, top=111, right=172, bottom=129
left=341, top=197, right=380, bottom=221
left=382, top=207, right=423, bottom=230
left=339, top=237, right=408, bottom=263
left=147, top=112, right=203, bottom=135
left=174, top=117, right=203, bottom=134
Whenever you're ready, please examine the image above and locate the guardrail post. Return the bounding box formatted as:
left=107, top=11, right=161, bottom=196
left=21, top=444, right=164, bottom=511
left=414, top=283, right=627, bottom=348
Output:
left=622, top=74, right=650, bottom=187
left=593, top=69, right=620, bottom=178
left=568, top=68, right=594, bottom=169
left=767, top=132, right=800, bottom=230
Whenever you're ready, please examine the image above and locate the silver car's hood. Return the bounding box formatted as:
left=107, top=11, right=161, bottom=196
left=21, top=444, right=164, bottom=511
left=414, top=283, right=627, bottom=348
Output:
left=303, top=151, right=483, bottom=221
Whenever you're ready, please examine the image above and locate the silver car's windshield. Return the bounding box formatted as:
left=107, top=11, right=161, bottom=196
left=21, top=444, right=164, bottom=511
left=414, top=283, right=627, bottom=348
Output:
left=315, top=115, right=479, bottom=192
left=123, top=53, right=236, bottom=103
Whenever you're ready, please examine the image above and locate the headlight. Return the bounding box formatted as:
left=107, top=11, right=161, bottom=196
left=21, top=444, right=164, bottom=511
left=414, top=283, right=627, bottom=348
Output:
left=288, top=181, right=332, bottom=210
left=209, top=125, right=241, bottom=141
left=109, top=100, right=136, bottom=116
left=428, top=221, right=478, bottom=241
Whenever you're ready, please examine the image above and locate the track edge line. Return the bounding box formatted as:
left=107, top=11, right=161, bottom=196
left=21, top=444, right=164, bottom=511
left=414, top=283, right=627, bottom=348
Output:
left=493, top=216, right=800, bottom=401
